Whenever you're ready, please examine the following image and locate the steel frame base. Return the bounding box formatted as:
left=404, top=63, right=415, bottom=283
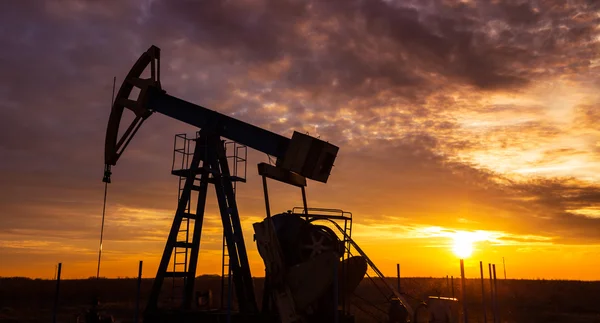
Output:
left=145, top=131, right=258, bottom=319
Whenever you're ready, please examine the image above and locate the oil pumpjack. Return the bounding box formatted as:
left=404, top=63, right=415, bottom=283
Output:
left=103, top=45, right=419, bottom=323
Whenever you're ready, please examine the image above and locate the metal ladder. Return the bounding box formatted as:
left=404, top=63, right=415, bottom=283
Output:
left=171, top=175, right=191, bottom=302
left=169, top=134, right=197, bottom=305
left=220, top=141, right=247, bottom=310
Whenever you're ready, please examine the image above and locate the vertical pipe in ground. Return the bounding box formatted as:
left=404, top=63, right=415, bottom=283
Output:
left=52, top=263, right=62, bottom=323
left=135, top=261, right=143, bottom=323
left=451, top=276, right=455, bottom=299
left=493, top=264, right=499, bottom=323
left=396, top=263, right=401, bottom=293
left=488, top=264, right=496, bottom=323
left=460, top=259, right=468, bottom=323
left=479, top=261, right=487, bottom=323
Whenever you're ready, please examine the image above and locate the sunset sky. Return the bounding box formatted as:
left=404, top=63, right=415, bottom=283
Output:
left=1, top=0, right=600, bottom=281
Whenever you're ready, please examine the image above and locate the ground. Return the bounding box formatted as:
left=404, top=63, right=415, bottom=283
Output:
left=1, top=276, right=600, bottom=323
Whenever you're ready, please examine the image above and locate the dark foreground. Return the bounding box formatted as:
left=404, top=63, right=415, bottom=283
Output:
left=1, top=276, right=600, bottom=323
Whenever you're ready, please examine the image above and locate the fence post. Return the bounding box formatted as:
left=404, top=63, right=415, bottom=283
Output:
left=52, top=263, right=62, bottom=323
left=480, top=261, right=487, bottom=323
left=460, top=259, right=468, bottom=323
left=396, top=263, right=401, bottom=293
left=135, top=261, right=143, bottom=323
left=488, top=264, right=496, bottom=323
left=493, top=264, right=499, bottom=323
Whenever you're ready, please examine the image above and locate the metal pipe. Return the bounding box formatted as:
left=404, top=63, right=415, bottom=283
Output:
left=97, top=181, right=108, bottom=279
left=488, top=264, right=496, bottom=323
left=135, top=261, right=143, bottom=323
left=503, top=257, right=507, bottom=280
left=52, top=263, right=62, bottom=323
left=262, top=175, right=271, bottom=218
left=451, top=276, right=455, bottom=299
left=460, top=259, right=468, bottom=323
left=259, top=173, right=271, bottom=322
left=396, top=263, right=401, bottom=293
left=493, top=264, right=499, bottom=323
left=301, top=186, right=308, bottom=216
left=479, top=261, right=487, bottom=323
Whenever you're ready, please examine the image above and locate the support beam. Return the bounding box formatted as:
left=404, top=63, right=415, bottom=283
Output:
left=211, top=135, right=258, bottom=313
left=148, top=87, right=289, bottom=159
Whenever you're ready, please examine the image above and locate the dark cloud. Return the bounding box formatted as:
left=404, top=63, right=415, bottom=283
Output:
left=499, top=2, right=540, bottom=25
left=137, top=0, right=599, bottom=96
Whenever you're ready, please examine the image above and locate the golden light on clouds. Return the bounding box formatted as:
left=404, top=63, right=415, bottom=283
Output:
left=450, top=76, right=600, bottom=183
left=568, top=207, right=600, bottom=219
left=351, top=223, right=551, bottom=250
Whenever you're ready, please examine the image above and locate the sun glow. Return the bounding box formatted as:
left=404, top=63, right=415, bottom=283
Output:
left=452, top=231, right=475, bottom=258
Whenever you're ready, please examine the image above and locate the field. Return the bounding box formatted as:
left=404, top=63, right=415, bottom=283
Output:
left=1, top=276, right=600, bottom=323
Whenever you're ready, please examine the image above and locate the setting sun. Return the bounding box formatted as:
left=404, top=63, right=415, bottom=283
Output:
left=452, top=232, right=474, bottom=259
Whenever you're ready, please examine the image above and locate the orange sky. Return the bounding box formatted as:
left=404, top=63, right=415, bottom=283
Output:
left=1, top=0, right=600, bottom=281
